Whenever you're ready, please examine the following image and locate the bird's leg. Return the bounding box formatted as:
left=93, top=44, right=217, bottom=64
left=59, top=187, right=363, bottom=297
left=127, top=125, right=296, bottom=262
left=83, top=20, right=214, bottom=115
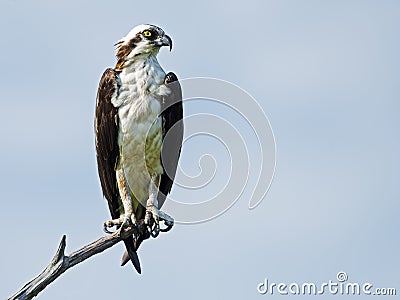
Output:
left=104, top=169, right=137, bottom=234
left=144, top=175, right=174, bottom=237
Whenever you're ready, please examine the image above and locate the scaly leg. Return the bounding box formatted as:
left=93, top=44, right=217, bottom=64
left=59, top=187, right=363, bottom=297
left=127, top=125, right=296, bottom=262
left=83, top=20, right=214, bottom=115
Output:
left=104, top=169, right=137, bottom=233
left=144, top=175, right=174, bottom=237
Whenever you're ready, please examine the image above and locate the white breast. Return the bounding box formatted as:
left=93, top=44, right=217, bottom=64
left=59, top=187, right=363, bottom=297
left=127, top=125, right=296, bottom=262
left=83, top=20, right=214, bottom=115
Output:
left=114, top=55, right=170, bottom=203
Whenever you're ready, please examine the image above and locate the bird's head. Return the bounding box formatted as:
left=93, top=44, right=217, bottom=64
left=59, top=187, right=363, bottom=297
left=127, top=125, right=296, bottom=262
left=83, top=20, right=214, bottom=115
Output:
left=115, top=24, right=172, bottom=70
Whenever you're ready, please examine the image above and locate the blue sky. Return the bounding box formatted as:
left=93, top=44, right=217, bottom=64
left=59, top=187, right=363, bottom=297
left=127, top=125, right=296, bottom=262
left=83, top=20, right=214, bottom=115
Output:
left=1, top=1, right=399, bottom=299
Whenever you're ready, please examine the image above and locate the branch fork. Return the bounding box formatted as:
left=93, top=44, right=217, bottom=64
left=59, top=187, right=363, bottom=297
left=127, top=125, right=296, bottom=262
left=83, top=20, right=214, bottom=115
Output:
left=8, top=223, right=144, bottom=300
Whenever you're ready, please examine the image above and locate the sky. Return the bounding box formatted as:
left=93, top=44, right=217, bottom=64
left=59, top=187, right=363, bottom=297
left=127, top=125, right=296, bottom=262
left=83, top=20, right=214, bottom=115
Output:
left=1, top=0, right=399, bottom=299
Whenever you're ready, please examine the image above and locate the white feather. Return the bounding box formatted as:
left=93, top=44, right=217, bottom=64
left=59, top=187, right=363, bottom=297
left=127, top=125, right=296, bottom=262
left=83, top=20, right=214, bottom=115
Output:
left=114, top=54, right=169, bottom=204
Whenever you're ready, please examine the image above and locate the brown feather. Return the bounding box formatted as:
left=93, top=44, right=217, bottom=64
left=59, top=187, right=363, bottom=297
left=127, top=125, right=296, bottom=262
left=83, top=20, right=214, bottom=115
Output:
left=95, top=68, right=141, bottom=273
left=95, top=68, right=120, bottom=219
left=115, top=35, right=142, bottom=71
left=158, top=72, right=183, bottom=208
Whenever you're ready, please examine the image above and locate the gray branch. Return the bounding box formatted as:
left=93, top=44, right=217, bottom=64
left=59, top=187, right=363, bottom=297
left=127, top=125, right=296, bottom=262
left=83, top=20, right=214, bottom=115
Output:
left=8, top=224, right=142, bottom=300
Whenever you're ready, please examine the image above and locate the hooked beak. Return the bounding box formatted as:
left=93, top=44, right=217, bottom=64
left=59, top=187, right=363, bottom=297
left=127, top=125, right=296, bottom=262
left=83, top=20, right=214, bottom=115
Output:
left=160, top=35, right=172, bottom=51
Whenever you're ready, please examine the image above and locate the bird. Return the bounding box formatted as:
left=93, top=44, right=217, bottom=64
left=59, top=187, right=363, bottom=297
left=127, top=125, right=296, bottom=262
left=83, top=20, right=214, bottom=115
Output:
left=94, top=24, right=183, bottom=274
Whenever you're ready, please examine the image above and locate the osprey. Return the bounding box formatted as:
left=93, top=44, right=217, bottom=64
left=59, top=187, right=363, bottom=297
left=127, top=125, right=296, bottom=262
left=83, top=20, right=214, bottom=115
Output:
left=95, top=24, right=183, bottom=273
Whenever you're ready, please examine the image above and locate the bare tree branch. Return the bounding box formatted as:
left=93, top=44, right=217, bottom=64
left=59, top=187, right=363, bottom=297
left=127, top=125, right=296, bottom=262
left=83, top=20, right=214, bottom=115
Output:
left=8, top=223, right=145, bottom=300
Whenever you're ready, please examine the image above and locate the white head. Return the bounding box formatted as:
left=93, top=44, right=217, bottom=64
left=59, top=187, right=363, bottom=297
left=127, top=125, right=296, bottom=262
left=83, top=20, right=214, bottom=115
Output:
left=115, top=24, right=172, bottom=70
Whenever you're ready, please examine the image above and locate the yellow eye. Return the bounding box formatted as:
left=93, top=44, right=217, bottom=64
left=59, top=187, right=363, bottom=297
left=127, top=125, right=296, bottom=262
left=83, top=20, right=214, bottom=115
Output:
left=143, top=30, right=152, bottom=37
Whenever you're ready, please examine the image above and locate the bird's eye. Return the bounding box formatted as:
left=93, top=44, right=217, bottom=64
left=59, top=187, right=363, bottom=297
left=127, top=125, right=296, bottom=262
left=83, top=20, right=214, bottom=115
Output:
left=143, top=30, right=152, bottom=37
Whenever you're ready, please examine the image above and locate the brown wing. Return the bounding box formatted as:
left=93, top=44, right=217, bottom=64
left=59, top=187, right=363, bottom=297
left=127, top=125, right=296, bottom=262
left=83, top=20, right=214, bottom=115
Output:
left=95, top=68, right=142, bottom=273
left=94, top=68, right=120, bottom=219
left=157, top=72, right=183, bottom=208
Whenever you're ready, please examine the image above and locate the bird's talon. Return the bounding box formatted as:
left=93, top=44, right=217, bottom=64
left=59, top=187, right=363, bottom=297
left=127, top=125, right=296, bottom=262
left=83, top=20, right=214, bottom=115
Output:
left=149, top=223, right=160, bottom=238
left=160, top=220, right=174, bottom=232
left=144, top=211, right=152, bottom=225
left=103, top=222, right=115, bottom=234
left=145, top=205, right=173, bottom=237
left=121, top=219, right=131, bottom=228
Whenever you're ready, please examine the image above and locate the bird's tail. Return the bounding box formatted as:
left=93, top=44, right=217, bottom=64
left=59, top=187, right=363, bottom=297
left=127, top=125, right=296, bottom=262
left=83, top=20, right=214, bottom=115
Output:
left=122, top=237, right=141, bottom=274
left=121, top=231, right=148, bottom=268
